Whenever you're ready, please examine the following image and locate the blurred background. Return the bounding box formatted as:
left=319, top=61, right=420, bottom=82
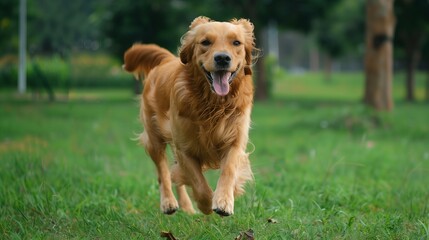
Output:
left=0, top=0, right=428, bottom=107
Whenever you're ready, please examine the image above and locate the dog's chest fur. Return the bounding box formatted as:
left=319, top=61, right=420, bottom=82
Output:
left=166, top=68, right=252, bottom=169
left=173, top=100, right=243, bottom=168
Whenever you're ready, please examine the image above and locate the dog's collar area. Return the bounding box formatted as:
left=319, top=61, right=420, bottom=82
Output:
left=202, top=65, right=239, bottom=96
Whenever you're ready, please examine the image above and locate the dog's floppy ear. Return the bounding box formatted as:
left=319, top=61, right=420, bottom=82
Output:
left=190, top=16, right=211, bottom=29
left=179, top=35, right=193, bottom=64
left=231, top=18, right=256, bottom=75
left=179, top=16, right=211, bottom=64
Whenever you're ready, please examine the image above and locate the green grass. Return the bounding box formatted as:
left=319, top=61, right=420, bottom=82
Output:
left=1, top=72, right=429, bottom=239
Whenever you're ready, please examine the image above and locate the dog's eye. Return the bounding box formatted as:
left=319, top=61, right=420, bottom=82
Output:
left=233, top=40, right=241, bottom=46
left=201, top=40, right=211, bottom=46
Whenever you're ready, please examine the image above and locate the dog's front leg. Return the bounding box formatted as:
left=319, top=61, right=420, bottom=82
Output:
left=212, top=148, right=243, bottom=216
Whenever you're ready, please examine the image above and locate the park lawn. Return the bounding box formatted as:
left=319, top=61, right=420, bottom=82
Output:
left=1, top=73, right=428, bottom=239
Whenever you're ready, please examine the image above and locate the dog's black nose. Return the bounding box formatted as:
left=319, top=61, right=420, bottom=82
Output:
left=214, top=53, right=231, bottom=68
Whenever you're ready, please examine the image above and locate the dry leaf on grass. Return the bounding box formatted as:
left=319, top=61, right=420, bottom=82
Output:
left=160, top=231, right=177, bottom=240
left=234, top=229, right=254, bottom=240
left=267, top=218, right=278, bottom=224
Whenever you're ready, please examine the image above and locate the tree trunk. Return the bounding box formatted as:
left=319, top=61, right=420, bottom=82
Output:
left=403, top=35, right=423, bottom=102
left=364, top=0, right=395, bottom=111
left=405, top=49, right=418, bottom=101
left=310, top=47, right=320, bottom=72
left=33, top=62, right=55, bottom=102
left=242, top=0, right=269, bottom=101
left=254, top=29, right=268, bottom=101
left=254, top=55, right=268, bottom=100
left=324, top=54, right=332, bottom=82
left=426, top=69, right=429, bottom=102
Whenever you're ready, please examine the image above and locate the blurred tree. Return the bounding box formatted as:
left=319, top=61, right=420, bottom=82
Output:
left=28, top=0, right=105, bottom=56
left=424, top=41, right=429, bottom=101
left=0, top=0, right=18, bottom=55
left=314, top=0, right=365, bottom=80
left=364, top=0, right=395, bottom=111
left=395, top=0, right=429, bottom=102
left=25, top=0, right=106, bottom=100
left=102, top=0, right=340, bottom=99
left=204, top=0, right=341, bottom=100
left=102, top=0, right=190, bottom=94
left=102, top=0, right=189, bottom=60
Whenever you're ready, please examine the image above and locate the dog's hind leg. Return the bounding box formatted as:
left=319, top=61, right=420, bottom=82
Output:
left=141, top=132, right=178, bottom=214
left=176, top=185, right=195, bottom=214
left=171, top=163, right=196, bottom=214
left=174, top=150, right=213, bottom=215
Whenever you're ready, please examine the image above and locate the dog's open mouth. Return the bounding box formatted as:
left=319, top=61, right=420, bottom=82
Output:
left=203, top=66, right=238, bottom=96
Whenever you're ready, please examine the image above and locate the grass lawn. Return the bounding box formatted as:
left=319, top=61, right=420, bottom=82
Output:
left=1, top=72, right=428, bottom=239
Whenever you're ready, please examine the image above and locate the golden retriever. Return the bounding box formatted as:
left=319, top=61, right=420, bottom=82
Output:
left=123, top=16, right=256, bottom=216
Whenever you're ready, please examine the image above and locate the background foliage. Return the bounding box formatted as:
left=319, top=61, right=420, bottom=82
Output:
left=1, top=0, right=428, bottom=102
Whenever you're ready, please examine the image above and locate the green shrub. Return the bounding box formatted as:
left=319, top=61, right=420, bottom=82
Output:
left=0, top=54, right=134, bottom=89
left=70, top=53, right=132, bottom=88
left=264, top=54, right=287, bottom=99
left=27, top=55, right=71, bottom=90
left=0, top=65, right=17, bottom=88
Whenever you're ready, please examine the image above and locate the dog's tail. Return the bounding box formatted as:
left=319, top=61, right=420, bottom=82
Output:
left=123, top=44, right=175, bottom=80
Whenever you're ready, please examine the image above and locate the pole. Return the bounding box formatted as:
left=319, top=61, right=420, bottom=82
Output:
left=18, top=0, right=27, bottom=94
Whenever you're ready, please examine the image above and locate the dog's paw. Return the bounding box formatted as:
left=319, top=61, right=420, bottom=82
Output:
left=197, top=199, right=213, bottom=215
left=193, top=187, right=213, bottom=215
left=181, top=205, right=196, bottom=214
left=213, top=208, right=232, bottom=216
left=212, top=193, right=234, bottom=216
left=179, top=195, right=196, bottom=214
left=163, top=207, right=178, bottom=215
left=161, top=198, right=179, bottom=215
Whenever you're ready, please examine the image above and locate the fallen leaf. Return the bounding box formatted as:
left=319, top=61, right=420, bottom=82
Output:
left=160, top=231, right=177, bottom=240
left=267, top=218, right=278, bottom=224
left=234, top=229, right=254, bottom=240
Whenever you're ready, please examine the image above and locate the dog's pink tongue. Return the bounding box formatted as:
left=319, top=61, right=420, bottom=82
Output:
left=212, top=71, right=231, bottom=96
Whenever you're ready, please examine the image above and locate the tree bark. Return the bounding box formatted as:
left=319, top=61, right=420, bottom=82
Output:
left=324, top=54, right=333, bottom=82
left=364, top=0, right=395, bottom=111
left=254, top=29, right=268, bottom=101
left=405, top=49, right=418, bottom=101
left=310, top=47, right=320, bottom=72
left=426, top=69, right=429, bottom=102
left=254, top=56, right=268, bottom=100
left=242, top=0, right=269, bottom=101
left=403, top=34, right=423, bottom=102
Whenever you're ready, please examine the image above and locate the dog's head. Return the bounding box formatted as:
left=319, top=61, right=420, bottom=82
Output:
left=179, top=16, right=256, bottom=96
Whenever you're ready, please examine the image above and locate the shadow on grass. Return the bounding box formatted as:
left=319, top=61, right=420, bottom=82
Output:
left=0, top=88, right=139, bottom=105
left=267, top=96, right=362, bottom=111
left=253, top=97, right=389, bottom=136
left=254, top=97, right=429, bottom=146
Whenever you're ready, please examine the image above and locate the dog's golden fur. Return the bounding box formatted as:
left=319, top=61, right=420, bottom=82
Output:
left=123, top=16, right=256, bottom=216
